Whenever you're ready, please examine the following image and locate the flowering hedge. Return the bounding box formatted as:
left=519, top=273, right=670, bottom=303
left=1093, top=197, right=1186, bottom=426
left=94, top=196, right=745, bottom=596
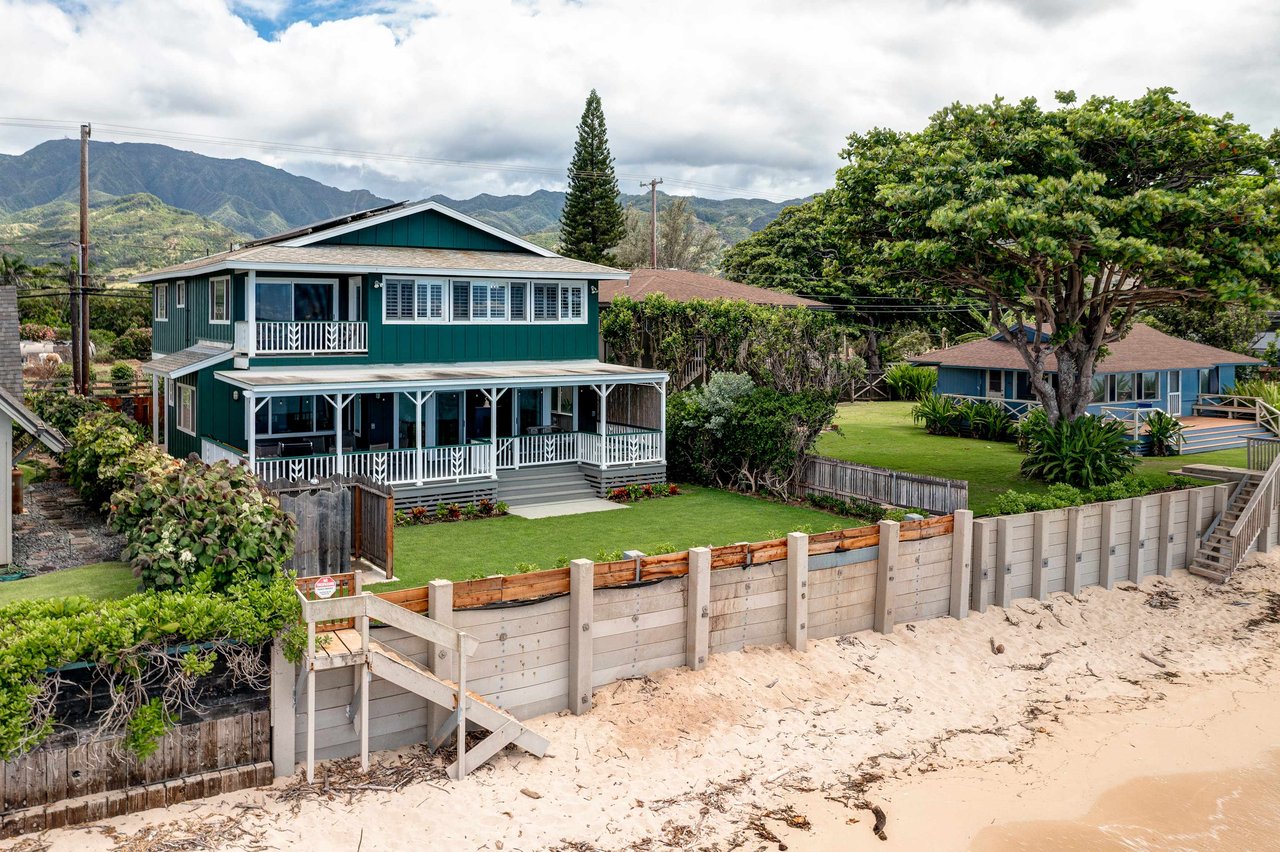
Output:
left=607, top=482, right=679, bottom=503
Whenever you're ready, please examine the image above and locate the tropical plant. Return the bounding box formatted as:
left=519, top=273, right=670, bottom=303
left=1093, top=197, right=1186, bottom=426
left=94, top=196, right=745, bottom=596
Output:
left=613, top=197, right=725, bottom=272
left=911, top=393, right=964, bottom=436
left=884, top=363, right=937, bottom=401
left=64, top=410, right=149, bottom=508
left=962, top=400, right=1016, bottom=441
left=27, top=390, right=110, bottom=435
left=1020, top=415, right=1138, bottom=488
left=1015, top=408, right=1050, bottom=452
left=1143, top=410, right=1185, bottom=457
left=1225, top=379, right=1280, bottom=410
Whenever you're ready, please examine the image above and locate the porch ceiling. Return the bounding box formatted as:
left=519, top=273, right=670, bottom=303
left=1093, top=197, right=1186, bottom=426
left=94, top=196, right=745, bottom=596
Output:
left=214, top=359, right=668, bottom=394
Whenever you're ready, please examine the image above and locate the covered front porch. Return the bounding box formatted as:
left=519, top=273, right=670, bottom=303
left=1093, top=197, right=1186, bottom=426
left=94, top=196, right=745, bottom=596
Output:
left=207, top=362, right=668, bottom=498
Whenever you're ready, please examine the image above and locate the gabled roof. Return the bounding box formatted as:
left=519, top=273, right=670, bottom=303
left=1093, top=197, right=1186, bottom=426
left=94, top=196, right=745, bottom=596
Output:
left=140, top=342, right=235, bottom=379
left=0, top=386, right=68, bottom=453
left=912, top=323, right=1263, bottom=373
left=130, top=200, right=610, bottom=283
left=599, top=269, right=828, bottom=309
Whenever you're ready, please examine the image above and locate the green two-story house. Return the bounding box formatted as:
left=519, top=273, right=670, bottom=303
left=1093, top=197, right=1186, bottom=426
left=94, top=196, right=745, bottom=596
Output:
left=136, top=201, right=668, bottom=509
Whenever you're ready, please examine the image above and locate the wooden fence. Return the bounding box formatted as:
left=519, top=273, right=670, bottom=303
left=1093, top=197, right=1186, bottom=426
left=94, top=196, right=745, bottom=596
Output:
left=271, top=477, right=394, bottom=579
left=1, top=711, right=271, bottom=838
left=1248, top=436, right=1280, bottom=471
left=801, top=454, right=969, bottom=514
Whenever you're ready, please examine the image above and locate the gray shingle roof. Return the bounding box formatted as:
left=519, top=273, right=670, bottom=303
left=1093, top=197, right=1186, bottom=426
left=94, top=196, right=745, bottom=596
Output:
left=140, top=343, right=235, bottom=379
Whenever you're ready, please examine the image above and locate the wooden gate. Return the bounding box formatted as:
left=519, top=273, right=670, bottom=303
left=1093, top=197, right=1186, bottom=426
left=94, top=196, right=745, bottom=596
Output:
left=353, top=478, right=395, bottom=579
left=273, top=477, right=394, bottom=579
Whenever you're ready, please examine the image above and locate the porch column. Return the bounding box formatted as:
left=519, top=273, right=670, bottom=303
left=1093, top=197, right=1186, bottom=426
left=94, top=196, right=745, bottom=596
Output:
left=247, top=392, right=266, bottom=470
left=484, top=387, right=504, bottom=480
left=596, top=383, right=614, bottom=469
left=245, top=270, right=257, bottom=357
left=412, top=391, right=432, bottom=486
left=657, top=379, right=667, bottom=463
left=325, top=393, right=352, bottom=477
left=150, top=374, right=159, bottom=444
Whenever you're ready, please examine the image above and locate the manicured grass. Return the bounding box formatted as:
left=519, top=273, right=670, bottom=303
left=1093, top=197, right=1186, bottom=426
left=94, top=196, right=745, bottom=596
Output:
left=377, top=486, right=862, bottom=589
left=0, top=562, right=137, bottom=606
left=816, top=402, right=1247, bottom=516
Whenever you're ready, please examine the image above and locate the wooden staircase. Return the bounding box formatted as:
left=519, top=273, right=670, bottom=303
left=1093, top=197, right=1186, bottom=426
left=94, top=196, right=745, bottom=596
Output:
left=298, top=591, right=549, bottom=780
left=1189, top=473, right=1263, bottom=583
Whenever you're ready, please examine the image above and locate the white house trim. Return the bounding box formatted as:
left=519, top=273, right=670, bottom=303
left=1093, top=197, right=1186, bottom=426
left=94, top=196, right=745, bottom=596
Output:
left=133, top=261, right=626, bottom=284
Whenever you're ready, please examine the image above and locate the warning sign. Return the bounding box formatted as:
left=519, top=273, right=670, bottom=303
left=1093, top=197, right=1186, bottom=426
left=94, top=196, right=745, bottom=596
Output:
left=313, top=576, right=337, bottom=599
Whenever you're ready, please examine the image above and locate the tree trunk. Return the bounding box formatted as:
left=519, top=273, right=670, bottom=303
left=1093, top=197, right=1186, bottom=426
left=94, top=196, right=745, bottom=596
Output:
left=865, top=322, right=882, bottom=374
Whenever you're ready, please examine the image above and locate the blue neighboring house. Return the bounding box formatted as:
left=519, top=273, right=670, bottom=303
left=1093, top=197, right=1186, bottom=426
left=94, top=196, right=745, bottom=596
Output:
left=911, top=323, right=1267, bottom=453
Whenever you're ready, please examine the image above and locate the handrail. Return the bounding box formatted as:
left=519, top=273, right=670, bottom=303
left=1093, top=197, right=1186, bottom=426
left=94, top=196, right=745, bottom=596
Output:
left=1202, top=474, right=1250, bottom=545
left=1221, top=453, right=1280, bottom=575
left=296, top=589, right=479, bottom=656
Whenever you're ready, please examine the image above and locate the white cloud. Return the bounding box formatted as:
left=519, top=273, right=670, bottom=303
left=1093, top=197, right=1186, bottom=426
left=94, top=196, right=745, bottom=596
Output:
left=1, top=0, right=1277, bottom=202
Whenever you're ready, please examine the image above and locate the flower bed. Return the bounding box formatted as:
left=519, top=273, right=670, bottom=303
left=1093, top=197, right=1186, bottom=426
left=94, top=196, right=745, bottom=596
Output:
left=394, top=499, right=510, bottom=527
left=608, top=482, right=679, bottom=503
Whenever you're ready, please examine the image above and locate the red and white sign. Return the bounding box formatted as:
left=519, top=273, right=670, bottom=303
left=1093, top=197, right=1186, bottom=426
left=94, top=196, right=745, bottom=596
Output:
left=313, top=576, right=337, bottom=599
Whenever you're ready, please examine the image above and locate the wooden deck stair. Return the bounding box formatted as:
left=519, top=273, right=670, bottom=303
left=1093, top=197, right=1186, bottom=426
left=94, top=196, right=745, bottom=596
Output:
left=1189, top=473, right=1263, bottom=583
left=298, top=590, right=548, bottom=781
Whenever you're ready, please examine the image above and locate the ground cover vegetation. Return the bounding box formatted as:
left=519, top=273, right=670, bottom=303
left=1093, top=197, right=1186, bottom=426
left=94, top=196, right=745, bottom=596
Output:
left=4, top=396, right=301, bottom=761
left=395, top=499, right=509, bottom=527
left=602, top=295, right=862, bottom=394
left=726, top=89, right=1280, bottom=423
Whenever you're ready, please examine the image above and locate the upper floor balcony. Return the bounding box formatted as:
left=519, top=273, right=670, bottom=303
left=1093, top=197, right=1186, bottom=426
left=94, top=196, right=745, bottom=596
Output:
left=235, top=320, right=368, bottom=356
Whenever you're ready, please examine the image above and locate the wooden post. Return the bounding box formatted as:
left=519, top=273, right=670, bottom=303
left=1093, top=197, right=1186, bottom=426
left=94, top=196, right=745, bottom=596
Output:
left=305, top=620, right=316, bottom=782
left=1065, top=507, right=1084, bottom=597
left=1260, top=498, right=1273, bottom=554
left=1186, top=488, right=1205, bottom=567
left=1031, top=512, right=1048, bottom=601
left=269, top=640, right=296, bottom=779
left=949, top=510, right=973, bottom=619
left=1157, top=493, right=1175, bottom=576
left=873, top=520, right=899, bottom=633
left=970, top=519, right=991, bottom=614
left=568, top=558, right=594, bottom=715
left=352, top=486, right=363, bottom=561
left=786, top=532, right=809, bottom=650
left=686, top=547, right=711, bottom=670
left=358, top=606, right=369, bottom=772
left=427, top=579, right=454, bottom=740
left=1213, top=483, right=1230, bottom=521
left=452, top=629, right=467, bottom=780
left=1100, top=502, right=1116, bottom=590
left=1128, top=497, right=1145, bottom=583
left=384, top=493, right=395, bottom=580
left=995, top=517, right=1013, bottom=609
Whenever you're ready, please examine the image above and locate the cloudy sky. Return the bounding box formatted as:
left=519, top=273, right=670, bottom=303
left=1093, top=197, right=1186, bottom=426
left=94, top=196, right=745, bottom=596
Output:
left=1, top=0, right=1278, bottom=202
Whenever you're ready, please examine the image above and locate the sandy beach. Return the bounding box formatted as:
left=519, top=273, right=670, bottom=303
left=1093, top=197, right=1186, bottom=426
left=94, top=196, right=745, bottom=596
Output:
left=10, top=553, right=1280, bottom=851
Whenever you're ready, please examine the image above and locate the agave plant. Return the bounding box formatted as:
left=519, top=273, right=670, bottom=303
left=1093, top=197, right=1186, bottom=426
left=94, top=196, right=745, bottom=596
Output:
left=1020, top=415, right=1138, bottom=488
left=1143, top=410, right=1185, bottom=456
left=911, top=393, right=964, bottom=436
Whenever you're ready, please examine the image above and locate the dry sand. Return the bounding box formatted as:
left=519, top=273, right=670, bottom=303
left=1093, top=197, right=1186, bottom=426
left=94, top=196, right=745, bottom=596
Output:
left=11, top=554, right=1280, bottom=851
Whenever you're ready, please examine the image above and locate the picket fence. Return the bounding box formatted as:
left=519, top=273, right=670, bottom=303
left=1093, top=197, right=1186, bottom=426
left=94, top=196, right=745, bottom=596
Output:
left=801, top=454, right=969, bottom=514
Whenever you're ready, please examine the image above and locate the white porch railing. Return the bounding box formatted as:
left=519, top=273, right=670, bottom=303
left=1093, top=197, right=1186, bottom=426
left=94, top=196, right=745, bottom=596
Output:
left=605, top=430, right=664, bottom=465
left=240, top=321, right=369, bottom=355
left=1196, top=394, right=1280, bottom=438
left=940, top=393, right=1042, bottom=418
left=1098, top=405, right=1165, bottom=438
left=496, top=432, right=584, bottom=468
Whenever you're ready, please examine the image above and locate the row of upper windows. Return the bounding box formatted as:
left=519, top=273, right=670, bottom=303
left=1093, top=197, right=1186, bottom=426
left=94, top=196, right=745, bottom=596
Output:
left=154, top=278, right=229, bottom=323
left=384, top=278, right=586, bottom=324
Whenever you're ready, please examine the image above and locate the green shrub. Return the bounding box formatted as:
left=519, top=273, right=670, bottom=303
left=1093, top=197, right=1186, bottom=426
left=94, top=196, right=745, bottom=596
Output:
left=19, top=323, right=56, bottom=342
left=1226, top=379, right=1280, bottom=410
left=884, top=364, right=937, bottom=401
left=1020, top=415, right=1139, bottom=488
left=991, top=473, right=1200, bottom=515
left=65, top=411, right=147, bottom=509
left=109, top=361, right=137, bottom=395
left=27, top=391, right=110, bottom=436
left=1143, top=410, right=1185, bottom=457
left=806, top=493, right=885, bottom=521
left=911, top=393, right=964, bottom=436
left=961, top=400, right=1016, bottom=441
left=1016, top=408, right=1049, bottom=452
left=111, top=327, right=152, bottom=361
left=110, top=459, right=296, bottom=592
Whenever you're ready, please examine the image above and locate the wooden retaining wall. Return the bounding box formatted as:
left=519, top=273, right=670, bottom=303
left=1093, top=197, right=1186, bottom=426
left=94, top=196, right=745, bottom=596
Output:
left=1, top=711, right=272, bottom=838
left=275, top=481, right=1272, bottom=775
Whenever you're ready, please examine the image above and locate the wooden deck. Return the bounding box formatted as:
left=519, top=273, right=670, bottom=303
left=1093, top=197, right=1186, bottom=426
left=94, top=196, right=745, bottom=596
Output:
left=1180, top=416, right=1256, bottom=430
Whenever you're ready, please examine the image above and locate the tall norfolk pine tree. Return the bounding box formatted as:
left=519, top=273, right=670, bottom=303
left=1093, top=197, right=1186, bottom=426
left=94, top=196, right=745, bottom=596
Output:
left=559, top=90, right=626, bottom=265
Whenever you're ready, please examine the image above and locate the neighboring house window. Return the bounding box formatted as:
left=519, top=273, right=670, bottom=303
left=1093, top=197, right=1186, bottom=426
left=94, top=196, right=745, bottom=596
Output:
left=385, top=278, right=414, bottom=320
left=175, top=280, right=186, bottom=308
left=471, top=282, right=506, bottom=320
left=177, top=384, right=195, bottom=435
left=416, top=280, right=444, bottom=320
left=1199, top=368, right=1215, bottom=395
left=209, top=276, right=230, bottom=324
left=154, top=283, right=168, bottom=321
left=986, top=370, right=1004, bottom=395
left=1138, top=371, right=1160, bottom=401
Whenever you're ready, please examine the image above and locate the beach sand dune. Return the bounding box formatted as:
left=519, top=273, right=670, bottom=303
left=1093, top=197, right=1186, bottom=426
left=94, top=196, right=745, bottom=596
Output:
left=13, top=554, right=1280, bottom=851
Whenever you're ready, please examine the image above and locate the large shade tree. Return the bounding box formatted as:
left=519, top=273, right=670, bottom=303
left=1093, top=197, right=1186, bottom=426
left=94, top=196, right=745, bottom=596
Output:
left=827, top=88, right=1280, bottom=423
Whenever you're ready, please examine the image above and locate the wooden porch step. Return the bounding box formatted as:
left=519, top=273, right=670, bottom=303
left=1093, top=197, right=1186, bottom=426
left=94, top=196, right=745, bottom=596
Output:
left=1189, top=562, right=1231, bottom=583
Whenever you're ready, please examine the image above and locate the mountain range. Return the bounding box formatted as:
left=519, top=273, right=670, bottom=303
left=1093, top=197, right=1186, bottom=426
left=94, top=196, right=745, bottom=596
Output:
left=0, top=139, right=803, bottom=280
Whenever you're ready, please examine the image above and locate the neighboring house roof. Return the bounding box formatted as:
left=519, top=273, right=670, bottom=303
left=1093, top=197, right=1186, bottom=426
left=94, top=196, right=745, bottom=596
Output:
left=131, top=200, right=625, bottom=283
left=598, top=269, right=828, bottom=309
left=0, top=386, right=68, bottom=453
left=214, top=359, right=667, bottom=393
left=140, top=342, right=235, bottom=379
left=912, top=323, right=1263, bottom=373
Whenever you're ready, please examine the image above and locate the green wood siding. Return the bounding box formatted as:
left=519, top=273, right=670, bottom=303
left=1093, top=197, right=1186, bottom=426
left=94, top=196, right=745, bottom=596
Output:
left=318, top=209, right=529, bottom=252
left=151, top=272, right=242, bottom=355
left=166, top=369, right=245, bottom=457
left=167, top=375, right=199, bottom=459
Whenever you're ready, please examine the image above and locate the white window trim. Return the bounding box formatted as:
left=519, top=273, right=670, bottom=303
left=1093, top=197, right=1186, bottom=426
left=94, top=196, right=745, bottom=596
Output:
left=176, top=384, right=196, bottom=435
left=155, top=283, right=169, bottom=322
left=254, top=277, right=341, bottom=323
left=175, top=280, right=186, bottom=309
left=209, top=276, right=231, bottom=325
left=380, top=276, right=588, bottom=326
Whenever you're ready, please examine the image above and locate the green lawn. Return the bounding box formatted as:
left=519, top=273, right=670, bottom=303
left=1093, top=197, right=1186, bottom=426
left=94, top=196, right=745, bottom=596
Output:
left=0, top=562, right=137, bottom=606
left=816, top=402, right=1247, bottom=516
left=377, top=486, right=860, bottom=590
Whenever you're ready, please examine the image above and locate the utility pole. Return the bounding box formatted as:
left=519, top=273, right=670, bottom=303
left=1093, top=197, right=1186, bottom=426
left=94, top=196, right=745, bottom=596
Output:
left=78, top=123, right=91, bottom=395
left=642, top=178, right=662, bottom=268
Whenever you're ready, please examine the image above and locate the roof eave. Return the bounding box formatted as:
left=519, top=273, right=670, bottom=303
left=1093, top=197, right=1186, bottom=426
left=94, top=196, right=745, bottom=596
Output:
left=133, top=260, right=629, bottom=283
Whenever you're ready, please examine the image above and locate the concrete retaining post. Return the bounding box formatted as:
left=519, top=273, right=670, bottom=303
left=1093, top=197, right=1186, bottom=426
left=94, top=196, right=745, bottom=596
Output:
left=786, top=532, right=809, bottom=650
left=1065, top=507, right=1084, bottom=596
left=873, top=520, right=899, bottom=633
left=1187, top=488, right=1205, bottom=566
left=568, top=559, right=594, bottom=715
left=269, top=639, right=295, bottom=779
left=970, top=519, right=992, bottom=614
left=686, top=547, right=711, bottom=670
left=995, top=516, right=1013, bottom=609
left=1128, top=497, right=1145, bottom=583
left=1100, top=502, right=1117, bottom=590
left=1157, top=493, right=1175, bottom=575
left=1213, top=483, right=1230, bottom=521
left=1031, top=512, right=1049, bottom=601
left=949, top=510, right=973, bottom=619
left=1260, top=502, right=1273, bottom=554
left=426, top=579, right=454, bottom=737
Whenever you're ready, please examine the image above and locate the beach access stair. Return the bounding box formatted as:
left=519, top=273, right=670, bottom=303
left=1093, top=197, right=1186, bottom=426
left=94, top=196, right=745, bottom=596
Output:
left=297, top=590, right=549, bottom=781
left=1187, top=438, right=1280, bottom=583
